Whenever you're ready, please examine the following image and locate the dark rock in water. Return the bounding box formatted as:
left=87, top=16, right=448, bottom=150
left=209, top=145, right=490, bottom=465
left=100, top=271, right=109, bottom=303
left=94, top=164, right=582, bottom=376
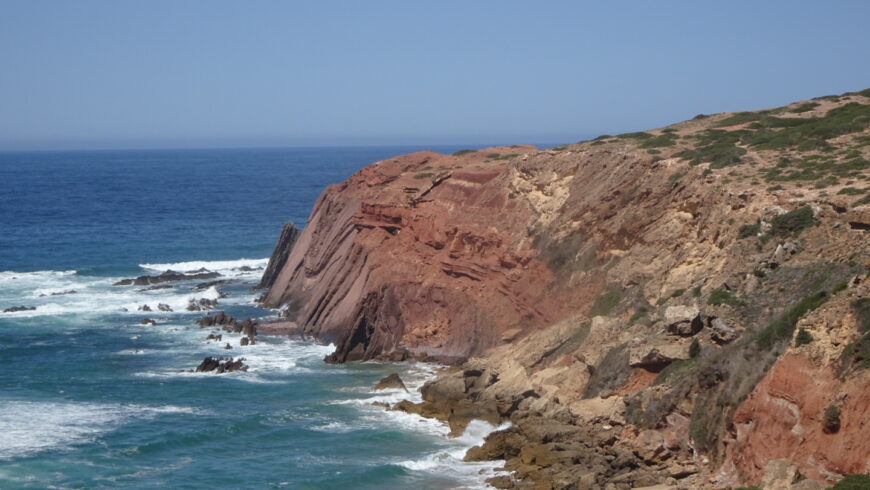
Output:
left=39, top=290, right=77, bottom=297
left=238, top=265, right=257, bottom=272
left=224, top=343, right=233, bottom=350
left=239, top=318, right=258, bottom=339
left=258, top=222, right=300, bottom=290
left=371, top=401, right=390, bottom=408
left=374, top=373, right=408, bottom=392
left=138, top=304, right=152, bottom=312
left=240, top=337, right=249, bottom=346
left=195, top=279, right=233, bottom=290
left=186, top=298, right=218, bottom=311
left=157, top=303, right=173, bottom=312
left=197, top=311, right=236, bottom=328
left=141, top=284, right=173, bottom=291
left=3, top=305, right=36, bottom=313
left=140, top=318, right=156, bottom=325
left=195, top=356, right=247, bottom=373
left=206, top=333, right=222, bottom=341
left=113, top=270, right=221, bottom=286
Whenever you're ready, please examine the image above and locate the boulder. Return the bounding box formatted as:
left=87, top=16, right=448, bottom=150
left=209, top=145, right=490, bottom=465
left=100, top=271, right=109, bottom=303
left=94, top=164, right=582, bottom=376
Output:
left=760, top=459, right=800, bottom=490
left=240, top=337, right=249, bottom=346
left=373, top=373, right=408, bottom=392
left=664, top=305, right=703, bottom=336
left=195, top=356, right=247, bottom=373
left=140, top=318, right=156, bottom=325
left=709, top=317, right=739, bottom=344
left=224, top=343, right=233, bottom=350
left=157, top=303, right=173, bottom=312
left=138, top=304, right=152, bottom=312
left=206, top=333, right=222, bottom=341
left=186, top=298, right=218, bottom=311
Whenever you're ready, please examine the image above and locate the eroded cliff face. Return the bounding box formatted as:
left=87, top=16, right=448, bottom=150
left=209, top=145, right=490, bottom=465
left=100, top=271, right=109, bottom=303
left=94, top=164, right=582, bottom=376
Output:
left=262, top=89, right=870, bottom=488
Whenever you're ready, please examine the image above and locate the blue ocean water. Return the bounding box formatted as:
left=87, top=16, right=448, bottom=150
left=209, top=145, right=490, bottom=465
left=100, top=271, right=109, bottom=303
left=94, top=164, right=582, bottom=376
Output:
left=0, top=147, right=508, bottom=489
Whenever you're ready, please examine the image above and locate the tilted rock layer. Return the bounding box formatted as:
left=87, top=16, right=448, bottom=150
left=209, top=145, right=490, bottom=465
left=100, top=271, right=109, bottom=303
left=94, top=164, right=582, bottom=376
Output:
left=263, top=88, right=870, bottom=488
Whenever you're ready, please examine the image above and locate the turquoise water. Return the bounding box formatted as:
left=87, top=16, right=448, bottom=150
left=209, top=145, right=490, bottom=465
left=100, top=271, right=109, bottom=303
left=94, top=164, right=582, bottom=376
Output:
left=0, top=147, right=506, bottom=489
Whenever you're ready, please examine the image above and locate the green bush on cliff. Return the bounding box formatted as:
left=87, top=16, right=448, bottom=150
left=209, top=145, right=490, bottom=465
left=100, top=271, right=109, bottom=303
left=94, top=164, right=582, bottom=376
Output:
left=794, top=328, right=813, bottom=346
left=770, top=206, right=815, bottom=237
left=756, top=291, right=828, bottom=350
left=452, top=149, right=475, bottom=156
left=855, top=298, right=870, bottom=333
left=707, top=289, right=745, bottom=307
left=590, top=290, right=622, bottom=316
left=674, top=129, right=747, bottom=168
left=738, top=222, right=761, bottom=239
left=831, top=474, right=870, bottom=489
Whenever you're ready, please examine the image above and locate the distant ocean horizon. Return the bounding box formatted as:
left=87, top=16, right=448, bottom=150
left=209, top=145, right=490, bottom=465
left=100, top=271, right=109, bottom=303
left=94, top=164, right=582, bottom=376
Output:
left=0, top=146, right=514, bottom=489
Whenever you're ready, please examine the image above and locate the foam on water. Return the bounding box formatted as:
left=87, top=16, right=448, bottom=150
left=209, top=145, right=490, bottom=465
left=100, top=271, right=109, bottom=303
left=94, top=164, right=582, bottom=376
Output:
left=396, top=420, right=513, bottom=489
left=139, top=258, right=268, bottom=275
left=0, top=401, right=203, bottom=460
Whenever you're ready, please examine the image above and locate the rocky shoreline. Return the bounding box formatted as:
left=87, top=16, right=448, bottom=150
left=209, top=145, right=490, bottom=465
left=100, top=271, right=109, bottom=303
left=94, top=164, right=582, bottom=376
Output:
left=258, top=89, right=870, bottom=489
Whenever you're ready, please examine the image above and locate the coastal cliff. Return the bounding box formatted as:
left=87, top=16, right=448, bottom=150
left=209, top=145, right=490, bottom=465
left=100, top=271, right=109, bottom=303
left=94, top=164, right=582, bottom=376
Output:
left=262, top=89, right=870, bottom=488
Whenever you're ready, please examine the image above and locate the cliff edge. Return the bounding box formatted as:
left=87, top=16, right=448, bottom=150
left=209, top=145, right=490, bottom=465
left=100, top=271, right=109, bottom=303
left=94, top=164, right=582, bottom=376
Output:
left=262, top=88, right=870, bottom=488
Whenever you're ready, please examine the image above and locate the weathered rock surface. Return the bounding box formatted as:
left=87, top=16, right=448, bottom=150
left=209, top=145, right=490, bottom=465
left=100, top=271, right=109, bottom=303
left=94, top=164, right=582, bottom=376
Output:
left=258, top=221, right=300, bottom=289
left=373, top=373, right=408, bottom=392
left=260, top=90, right=870, bottom=488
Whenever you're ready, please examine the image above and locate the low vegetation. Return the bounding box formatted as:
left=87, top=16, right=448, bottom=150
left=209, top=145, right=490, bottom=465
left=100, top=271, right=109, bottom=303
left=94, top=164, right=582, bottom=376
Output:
left=770, top=206, right=815, bottom=237
left=707, top=288, right=745, bottom=307
left=756, top=291, right=828, bottom=350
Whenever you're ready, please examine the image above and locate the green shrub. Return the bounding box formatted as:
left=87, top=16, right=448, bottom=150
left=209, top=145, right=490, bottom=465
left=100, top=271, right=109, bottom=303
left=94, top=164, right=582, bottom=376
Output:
left=738, top=223, right=761, bottom=239
left=838, top=187, right=866, bottom=195
left=617, top=131, right=653, bottom=140
left=413, top=172, right=434, bottom=180
left=795, top=328, right=813, bottom=346
left=591, top=290, right=622, bottom=316
left=708, top=289, right=745, bottom=307
left=757, top=291, right=828, bottom=350
left=640, top=133, right=678, bottom=148
left=691, top=285, right=702, bottom=297
left=753, top=269, right=766, bottom=278
left=689, top=338, right=701, bottom=358
left=789, top=102, right=819, bottom=113
left=674, top=129, right=747, bottom=168
left=854, top=298, right=870, bottom=333
left=452, top=149, right=475, bottom=156
left=854, top=194, right=870, bottom=207
left=770, top=206, right=815, bottom=237
left=743, top=102, right=870, bottom=151
left=715, top=111, right=764, bottom=127
left=831, top=474, right=870, bottom=489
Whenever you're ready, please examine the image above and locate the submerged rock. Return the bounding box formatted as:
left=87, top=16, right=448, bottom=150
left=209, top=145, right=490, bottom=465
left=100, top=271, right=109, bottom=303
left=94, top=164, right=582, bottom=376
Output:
left=186, top=298, right=218, bottom=311
left=140, top=318, right=156, bottom=325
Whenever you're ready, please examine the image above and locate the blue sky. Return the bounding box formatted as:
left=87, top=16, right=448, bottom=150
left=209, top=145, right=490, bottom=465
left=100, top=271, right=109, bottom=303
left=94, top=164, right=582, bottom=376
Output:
left=1, top=1, right=868, bottom=150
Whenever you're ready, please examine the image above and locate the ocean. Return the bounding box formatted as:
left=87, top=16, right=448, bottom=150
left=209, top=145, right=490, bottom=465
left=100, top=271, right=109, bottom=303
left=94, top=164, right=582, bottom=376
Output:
left=0, top=147, right=509, bottom=489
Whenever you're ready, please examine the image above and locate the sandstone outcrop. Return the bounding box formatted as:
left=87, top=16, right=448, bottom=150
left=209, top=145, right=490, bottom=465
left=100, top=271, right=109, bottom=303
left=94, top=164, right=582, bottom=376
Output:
left=262, top=89, right=870, bottom=487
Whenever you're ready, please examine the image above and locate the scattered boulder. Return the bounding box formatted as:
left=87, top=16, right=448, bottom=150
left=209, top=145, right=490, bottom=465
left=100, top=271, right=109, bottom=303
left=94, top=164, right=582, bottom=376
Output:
left=3, top=305, right=36, bottom=313
left=709, top=317, right=739, bottom=344
left=224, top=343, right=233, bottom=350
left=760, top=459, right=800, bottom=490
left=195, top=279, right=232, bottom=290
left=664, top=305, right=703, bottom=336
left=114, top=269, right=221, bottom=286
left=240, top=337, right=249, bottom=346
left=140, top=318, right=156, bottom=325
left=141, top=284, right=173, bottom=291
left=157, top=303, right=173, bottom=312
left=373, top=373, right=408, bottom=392
left=138, top=304, right=152, bottom=312
left=186, top=298, right=218, bottom=311
left=197, top=311, right=236, bottom=328
left=206, top=333, right=222, bottom=341
left=39, top=290, right=76, bottom=297
left=195, top=356, right=247, bottom=373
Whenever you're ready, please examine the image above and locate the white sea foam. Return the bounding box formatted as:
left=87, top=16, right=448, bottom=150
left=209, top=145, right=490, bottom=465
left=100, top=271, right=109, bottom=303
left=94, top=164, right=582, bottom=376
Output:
left=0, top=401, right=203, bottom=460
left=138, top=258, right=268, bottom=275
left=396, top=420, right=513, bottom=489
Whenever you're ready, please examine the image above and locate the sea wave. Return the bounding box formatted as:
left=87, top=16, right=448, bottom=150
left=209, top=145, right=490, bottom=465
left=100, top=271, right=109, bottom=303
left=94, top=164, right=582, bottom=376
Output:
left=139, top=258, right=268, bottom=274
left=0, top=401, right=204, bottom=460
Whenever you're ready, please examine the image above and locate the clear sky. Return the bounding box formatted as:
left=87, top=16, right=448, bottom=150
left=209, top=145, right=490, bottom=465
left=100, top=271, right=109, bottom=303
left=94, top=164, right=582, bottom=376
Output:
left=1, top=1, right=868, bottom=150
